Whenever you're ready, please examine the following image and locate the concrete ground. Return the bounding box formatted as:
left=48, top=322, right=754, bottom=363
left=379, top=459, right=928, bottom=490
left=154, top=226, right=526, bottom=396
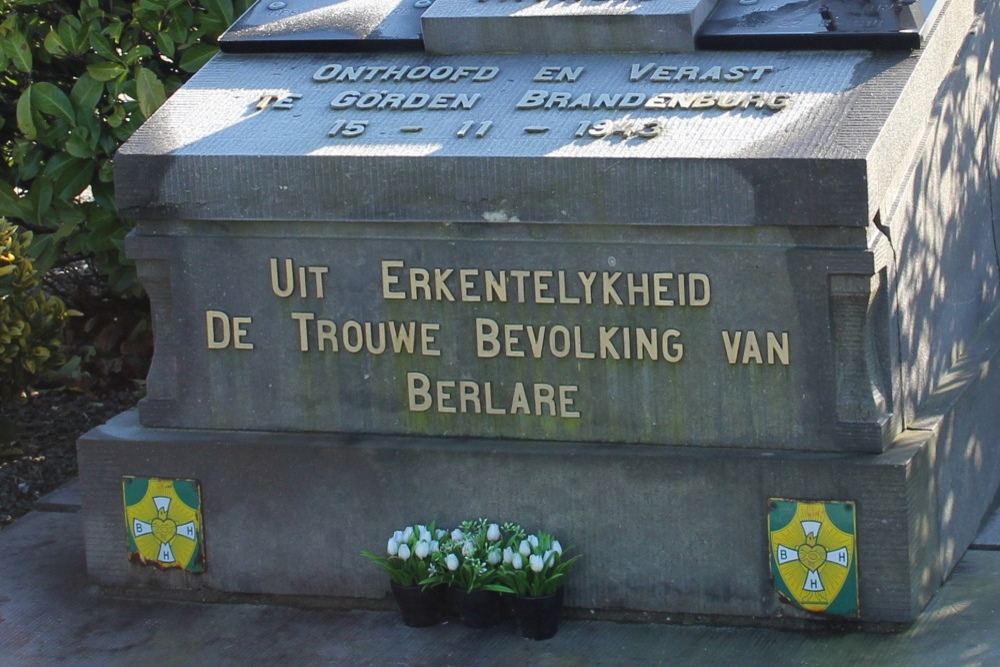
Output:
left=3, top=480, right=1000, bottom=666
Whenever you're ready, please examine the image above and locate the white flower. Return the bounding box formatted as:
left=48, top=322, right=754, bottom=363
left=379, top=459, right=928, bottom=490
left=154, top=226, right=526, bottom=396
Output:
left=387, top=537, right=399, bottom=556
left=462, top=542, right=476, bottom=558
left=415, top=541, right=430, bottom=559
left=402, top=526, right=414, bottom=543
left=527, top=534, right=539, bottom=548
left=445, top=553, right=460, bottom=571
left=435, top=528, right=448, bottom=539
left=552, top=540, right=563, bottom=556
left=393, top=530, right=405, bottom=543
left=451, top=529, right=464, bottom=541
left=543, top=550, right=556, bottom=566
left=398, top=543, right=411, bottom=561
left=487, top=523, right=501, bottom=542
left=512, top=553, right=524, bottom=570
left=487, top=549, right=502, bottom=566
left=529, top=554, right=545, bottom=573
left=430, top=540, right=440, bottom=553
left=519, top=540, right=532, bottom=558
left=503, top=547, right=514, bottom=564
left=418, top=526, right=432, bottom=542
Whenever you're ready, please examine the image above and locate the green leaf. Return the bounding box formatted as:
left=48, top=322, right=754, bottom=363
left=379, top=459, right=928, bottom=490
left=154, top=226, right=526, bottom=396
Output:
left=64, top=132, right=97, bottom=159
left=70, top=74, right=104, bottom=115
left=58, top=15, right=88, bottom=54
left=179, top=44, right=218, bottom=73
left=3, top=30, right=32, bottom=73
left=87, top=30, right=118, bottom=61
left=0, top=184, right=30, bottom=220
left=136, top=67, right=166, bottom=119
left=201, top=0, right=235, bottom=26
left=29, top=177, right=54, bottom=224
left=154, top=31, right=175, bottom=59
left=43, top=29, right=67, bottom=57
left=87, top=61, right=127, bottom=82
left=16, top=88, right=37, bottom=140
left=31, top=82, right=76, bottom=124
left=55, top=159, right=94, bottom=203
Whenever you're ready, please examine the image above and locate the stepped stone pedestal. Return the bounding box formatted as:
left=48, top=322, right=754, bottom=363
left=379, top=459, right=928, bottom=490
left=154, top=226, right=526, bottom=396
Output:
left=78, top=0, right=1000, bottom=625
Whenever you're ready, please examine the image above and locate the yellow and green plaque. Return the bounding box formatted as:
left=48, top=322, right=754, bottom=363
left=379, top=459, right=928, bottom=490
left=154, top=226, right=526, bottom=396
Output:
left=123, top=476, right=205, bottom=572
left=768, top=499, right=858, bottom=617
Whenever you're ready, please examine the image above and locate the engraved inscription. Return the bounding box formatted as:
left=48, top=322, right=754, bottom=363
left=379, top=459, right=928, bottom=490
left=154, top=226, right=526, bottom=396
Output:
left=314, top=64, right=500, bottom=83
left=203, top=256, right=794, bottom=425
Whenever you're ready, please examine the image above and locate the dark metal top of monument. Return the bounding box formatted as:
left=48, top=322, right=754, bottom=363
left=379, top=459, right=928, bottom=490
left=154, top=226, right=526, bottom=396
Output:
left=220, top=0, right=940, bottom=53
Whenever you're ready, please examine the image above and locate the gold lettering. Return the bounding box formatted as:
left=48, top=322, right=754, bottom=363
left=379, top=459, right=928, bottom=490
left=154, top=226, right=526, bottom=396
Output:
left=381, top=260, right=405, bottom=299
left=476, top=317, right=500, bottom=358
left=767, top=331, right=790, bottom=365
left=459, top=269, right=480, bottom=302
left=407, top=372, right=431, bottom=411
left=420, top=323, right=441, bottom=356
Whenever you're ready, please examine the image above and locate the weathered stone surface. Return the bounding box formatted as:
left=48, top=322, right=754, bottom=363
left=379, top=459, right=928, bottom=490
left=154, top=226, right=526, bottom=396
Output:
left=75, top=0, right=1000, bottom=626
left=421, top=0, right=719, bottom=54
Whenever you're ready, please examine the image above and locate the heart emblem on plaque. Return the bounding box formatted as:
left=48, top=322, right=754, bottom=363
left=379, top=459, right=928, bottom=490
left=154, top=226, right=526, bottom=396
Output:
left=797, top=543, right=827, bottom=571
left=152, top=517, right=177, bottom=543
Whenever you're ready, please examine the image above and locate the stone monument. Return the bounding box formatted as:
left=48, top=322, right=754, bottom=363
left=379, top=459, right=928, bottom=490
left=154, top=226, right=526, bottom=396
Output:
left=78, top=0, right=1000, bottom=625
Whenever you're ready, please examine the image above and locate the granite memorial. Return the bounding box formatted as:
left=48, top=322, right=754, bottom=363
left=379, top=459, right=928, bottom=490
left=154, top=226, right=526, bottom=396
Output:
left=77, top=0, right=1000, bottom=625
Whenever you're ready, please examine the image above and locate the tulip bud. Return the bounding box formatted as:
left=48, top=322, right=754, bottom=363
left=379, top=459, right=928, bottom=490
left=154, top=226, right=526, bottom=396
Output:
left=487, top=523, right=501, bottom=542
left=512, top=553, right=524, bottom=570
left=387, top=537, right=400, bottom=556
left=402, top=526, right=414, bottom=543
left=503, top=547, right=514, bottom=564
left=519, top=540, right=531, bottom=558
left=552, top=540, right=563, bottom=556
left=393, top=530, right=405, bottom=543
left=487, top=549, right=502, bottom=566
left=529, top=554, right=545, bottom=573
left=528, top=534, right=539, bottom=548
left=451, top=529, right=464, bottom=541
left=430, top=540, right=440, bottom=553
left=445, top=553, right=460, bottom=571
left=398, top=543, right=411, bottom=561
left=543, top=550, right=555, bottom=566
left=462, top=542, right=476, bottom=558
left=415, top=541, right=430, bottom=559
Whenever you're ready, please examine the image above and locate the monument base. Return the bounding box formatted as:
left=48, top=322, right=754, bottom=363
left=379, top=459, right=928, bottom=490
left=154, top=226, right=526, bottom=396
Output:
left=78, top=307, right=1000, bottom=625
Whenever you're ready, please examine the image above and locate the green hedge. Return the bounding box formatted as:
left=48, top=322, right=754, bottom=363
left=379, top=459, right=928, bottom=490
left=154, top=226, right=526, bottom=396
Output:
left=0, top=0, right=251, bottom=296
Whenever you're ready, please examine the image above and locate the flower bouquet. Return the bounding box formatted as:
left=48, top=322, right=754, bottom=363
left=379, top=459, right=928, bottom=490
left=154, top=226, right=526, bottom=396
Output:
left=362, top=523, right=447, bottom=627
left=424, top=518, right=512, bottom=627
left=491, top=527, right=580, bottom=639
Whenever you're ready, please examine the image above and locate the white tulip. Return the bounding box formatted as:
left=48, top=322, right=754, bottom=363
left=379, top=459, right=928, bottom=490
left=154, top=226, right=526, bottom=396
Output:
left=451, top=529, right=464, bottom=541
left=415, top=541, right=430, bottom=559
left=387, top=537, right=399, bottom=556
left=519, top=540, right=532, bottom=558
left=529, top=554, right=545, bottom=573
left=430, top=540, right=440, bottom=553
left=487, top=549, right=502, bottom=566
left=393, top=530, right=405, bottom=543
left=402, top=526, right=414, bottom=543
left=528, top=534, right=539, bottom=548
left=552, top=540, right=563, bottom=556
left=543, top=550, right=555, bottom=566
left=462, top=541, right=476, bottom=558
left=512, top=553, right=524, bottom=570
left=418, top=526, right=432, bottom=542
left=503, top=547, right=514, bottom=564
left=398, top=543, right=411, bottom=561
left=445, top=553, right=460, bottom=571
left=487, top=523, right=501, bottom=542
